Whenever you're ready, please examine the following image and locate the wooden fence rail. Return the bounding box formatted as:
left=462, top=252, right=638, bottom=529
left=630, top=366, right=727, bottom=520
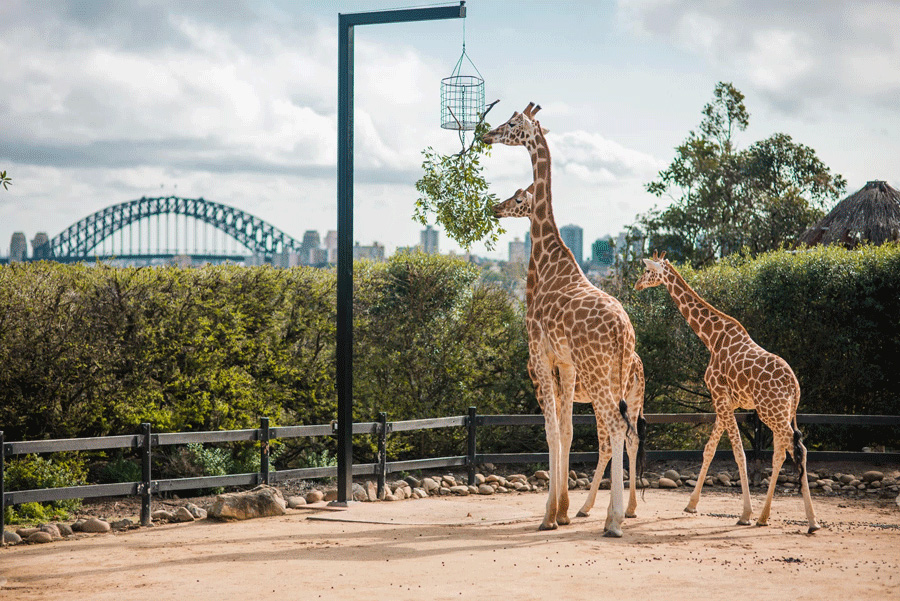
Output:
left=3, top=411, right=899, bottom=533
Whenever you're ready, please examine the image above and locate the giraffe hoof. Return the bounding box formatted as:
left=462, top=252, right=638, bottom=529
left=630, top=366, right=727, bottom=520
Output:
left=736, top=519, right=751, bottom=526
left=625, top=512, right=637, bottom=519
left=603, top=527, right=623, bottom=538
left=576, top=510, right=590, bottom=518
left=683, top=506, right=697, bottom=514
left=755, top=521, right=768, bottom=527
left=538, top=522, right=558, bottom=531
left=808, top=524, right=821, bottom=534
left=557, top=516, right=570, bottom=526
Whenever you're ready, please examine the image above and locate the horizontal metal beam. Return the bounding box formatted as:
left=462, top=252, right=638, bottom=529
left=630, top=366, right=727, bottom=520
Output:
left=4, top=482, right=139, bottom=505
left=155, top=429, right=258, bottom=446
left=340, top=3, right=464, bottom=27
left=5, top=435, right=140, bottom=455
left=390, top=416, right=467, bottom=432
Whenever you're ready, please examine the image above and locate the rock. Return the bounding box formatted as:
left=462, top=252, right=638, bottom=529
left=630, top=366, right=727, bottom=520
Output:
left=110, top=518, right=136, bottom=529
left=474, top=473, right=486, bottom=485
left=514, top=482, right=529, bottom=492
left=685, top=479, right=698, bottom=487
left=839, top=474, right=856, bottom=484
left=208, top=485, right=287, bottom=521
left=576, top=478, right=590, bottom=488
left=70, top=520, right=85, bottom=532
left=404, top=475, right=421, bottom=488
left=287, top=496, right=307, bottom=508
left=717, top=473, right=731, bottom=486
left=658, top=477, right=678, bottom=489
left=438, top=487, right=450, bottom=496
left=822, top=485, right=833, bottom=493
left=599, top=478, right=611, bottom=490
left=3, top=530, right=22, bottom=544
left=171, top=508, right=195, bottom=523
left=496, top=486, right=509, bottom=494
left=569, top=470, right=578, bottom=479
left=568, top=478, right=577, bottom=490
left=16, top=527, right=39, bottom=538
left=422, top=478, right=440, bottom=493
left=366, top=481, right=378, bottom=502
left=352, top=483, right=368, bottom=502
left=151, top=510, right=176, bottom=522
left=305, top=490, right=325, bottom=504
left=467, top=485, right=478, bottom=494
left=534, top=470, right=550, bottom=481
left=39, top=523, right=62, bottom=539
left=449, top=485, right=469, bottom=496
left=185, top=503, right=207, bottom=519
left=442, top=475, right=457, bottom=487
left=55, top=523, right=74, bottom=537
left=413, top=488, right=428, bottom=498
left=80, top=518, right=111, bottom=533
left=393, top=486, right=407, bottom=501
left=324, top=489, right=338, bottom=502
left=478, top=483, right=495, bottom=495
left=806, top=472, right=819, bottom=482
left=27, top=531, right=53, bottom=544
left=862, top=471, right=885, bottom=482
left=869, top=480, right=882, bottom=489
left=663, top=469, right=681, bottom=481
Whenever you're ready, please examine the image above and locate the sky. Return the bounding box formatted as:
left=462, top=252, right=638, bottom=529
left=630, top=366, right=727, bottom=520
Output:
left=1, top=0, right=898, bottom=260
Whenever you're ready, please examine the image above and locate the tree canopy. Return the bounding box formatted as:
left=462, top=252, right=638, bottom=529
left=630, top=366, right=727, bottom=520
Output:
left=640, top=82, right=846, bottom=267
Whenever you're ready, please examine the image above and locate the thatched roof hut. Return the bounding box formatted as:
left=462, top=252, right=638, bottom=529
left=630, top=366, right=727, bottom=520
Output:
left=798, top=180, right=900, bottom=248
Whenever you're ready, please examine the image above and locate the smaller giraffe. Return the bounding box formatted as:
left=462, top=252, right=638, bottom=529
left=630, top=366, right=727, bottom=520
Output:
left=494, top=185, right=646, bottom=519
left=634, top=252, right=819, bottom=533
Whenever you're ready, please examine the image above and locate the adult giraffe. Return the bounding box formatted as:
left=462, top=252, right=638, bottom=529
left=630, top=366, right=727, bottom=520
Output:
left=494, top=184, right=647, bottom=519
left=634, top=252, right=820, bottom=533
left=483, top=104, right=637, bottom=536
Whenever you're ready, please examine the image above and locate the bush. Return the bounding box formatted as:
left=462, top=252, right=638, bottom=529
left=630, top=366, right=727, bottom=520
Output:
left=4, top=454, right=87, bottom=523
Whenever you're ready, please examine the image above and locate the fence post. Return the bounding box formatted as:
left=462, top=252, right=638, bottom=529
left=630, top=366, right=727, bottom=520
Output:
left=467, top=407, right=477, bottom=486
left=140, top=423, right=151, bottom=527
left=1, top=430, right=5, bottom=541
left=260, top=417, right=270, bottom=486
left=377, top=412, right=387, bottom=499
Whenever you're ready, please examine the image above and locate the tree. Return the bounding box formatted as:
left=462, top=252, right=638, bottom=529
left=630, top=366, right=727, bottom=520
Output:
left=414, top=120, right=504, bottom=251
left=1, top=170, right=10, bottom=190
left=640, top=82, right=846, bottom=267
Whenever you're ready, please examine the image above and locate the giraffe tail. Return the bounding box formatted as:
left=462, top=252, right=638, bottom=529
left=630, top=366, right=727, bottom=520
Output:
left=637, top=411, right=647, bottom=481
left=791, top=417, right=806, bottom=479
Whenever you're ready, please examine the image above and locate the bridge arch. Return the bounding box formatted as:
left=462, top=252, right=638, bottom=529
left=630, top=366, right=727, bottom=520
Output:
left=44, top=196, right=303, bottom=260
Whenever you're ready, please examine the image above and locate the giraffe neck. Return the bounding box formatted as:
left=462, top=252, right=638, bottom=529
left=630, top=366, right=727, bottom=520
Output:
left=524, top=130, right=584, bottom=289
left=661, top=264, right=744, bottom=350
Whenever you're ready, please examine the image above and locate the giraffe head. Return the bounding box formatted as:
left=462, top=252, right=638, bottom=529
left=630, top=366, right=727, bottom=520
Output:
left=481, top=102, right=549, bottom=147
left=493, top=183, right=534, bottom=218
left=634, top=251, right=668, bottom=291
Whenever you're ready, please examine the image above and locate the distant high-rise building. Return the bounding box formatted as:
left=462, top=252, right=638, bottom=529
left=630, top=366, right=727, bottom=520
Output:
left=353, top=241, right=385, bottom=261
left=299, top=230, right=321, bottom=266
left=591, top=238, right=614, bottom=266
left=508, top=237, right=526, bottom=263
left=524, top=231, right=532, bottom=258
left=31, top=232, right=50, bottom=260
left=10, top=232, right=27, bottom=262
left=420, top=225, right=439, bottom=255
left=324, top=230, right=338, bottom=264
left=559, top=224, right=583, bottom=265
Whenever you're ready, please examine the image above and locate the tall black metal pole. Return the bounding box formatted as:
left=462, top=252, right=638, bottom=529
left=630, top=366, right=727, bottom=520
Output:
left=336, top=2, right=466, bottom=504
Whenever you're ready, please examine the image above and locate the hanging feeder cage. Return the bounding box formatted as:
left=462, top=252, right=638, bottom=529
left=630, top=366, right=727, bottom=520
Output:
left=441, top=44, right=484, bottom=131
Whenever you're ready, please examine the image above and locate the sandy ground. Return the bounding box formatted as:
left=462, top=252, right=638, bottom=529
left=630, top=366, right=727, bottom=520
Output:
left=2, top=486, right=898, bottom=601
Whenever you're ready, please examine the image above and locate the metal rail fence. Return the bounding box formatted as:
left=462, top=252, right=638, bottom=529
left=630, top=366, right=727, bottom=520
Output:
left=3, top=410, right=899, bottom=533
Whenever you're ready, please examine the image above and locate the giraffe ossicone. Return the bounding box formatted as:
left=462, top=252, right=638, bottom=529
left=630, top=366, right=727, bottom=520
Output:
left=484, top=103, right=640, bottom=537
left=634, top=254, right=820, bottom=534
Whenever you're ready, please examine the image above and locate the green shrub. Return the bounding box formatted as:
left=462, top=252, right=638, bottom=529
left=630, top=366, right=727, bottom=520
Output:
left=4, top=454, right=87, bottom=523
left=100, top=454, right=142, bottom=483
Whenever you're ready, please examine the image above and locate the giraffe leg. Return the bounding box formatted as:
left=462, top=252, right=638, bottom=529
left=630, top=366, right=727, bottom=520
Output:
left=724, top=414, right=753, bottom=525
left=577, top=411, right=610, bottom=518
left=540, top=404, right=561, bottom=531
left=625, top=424, right=640, bottom=518
left=793, top=430, right=820, bottom=533
left=756, top=440, right=787, bottom=527
left=603, top=420, right=627, bottom=537
left=685, top=417, right=726, bottom=514
left=556, top=366, right=576, bottom=526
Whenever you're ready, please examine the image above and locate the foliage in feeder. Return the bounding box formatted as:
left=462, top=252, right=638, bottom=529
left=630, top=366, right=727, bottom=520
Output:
left=415, top=120, right=504, bottom=251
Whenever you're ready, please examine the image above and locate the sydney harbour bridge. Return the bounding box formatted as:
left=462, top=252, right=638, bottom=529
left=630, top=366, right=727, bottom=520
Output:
left=2, top=196, right=309, bottom=266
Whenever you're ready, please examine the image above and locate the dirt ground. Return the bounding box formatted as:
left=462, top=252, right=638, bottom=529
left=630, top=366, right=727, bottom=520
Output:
left=2, top=483, right=899, bottom=601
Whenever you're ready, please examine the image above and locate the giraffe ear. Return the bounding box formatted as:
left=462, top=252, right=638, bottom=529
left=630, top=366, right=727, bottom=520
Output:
left=541, top=127, right=550, bottom=135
